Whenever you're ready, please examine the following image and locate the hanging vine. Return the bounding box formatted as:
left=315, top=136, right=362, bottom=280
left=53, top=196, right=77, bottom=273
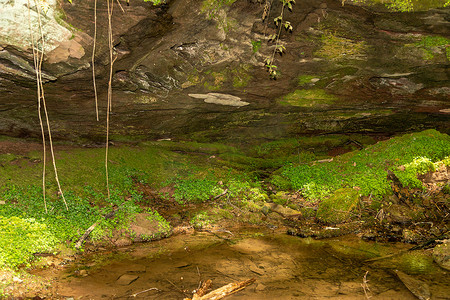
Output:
left=264, top=0, right=295, bottom=79
left=27, top=0, right=68, bottom=211
left=92, top=0, right=99, bottom=121
left=105, top=0, right=117, bottom=199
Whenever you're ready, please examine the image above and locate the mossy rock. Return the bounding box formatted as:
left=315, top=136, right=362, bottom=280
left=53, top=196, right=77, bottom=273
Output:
left=316, top=188, right=360, bottom=224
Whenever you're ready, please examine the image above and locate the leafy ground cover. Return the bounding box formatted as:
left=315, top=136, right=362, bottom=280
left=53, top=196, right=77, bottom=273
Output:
left=276, top=129, right=450, bottom=200
left=0, top=129, right=449, bottom=273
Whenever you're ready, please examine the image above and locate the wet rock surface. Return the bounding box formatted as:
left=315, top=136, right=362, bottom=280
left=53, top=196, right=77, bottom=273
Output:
left=0, top=0, right=448, bottom=143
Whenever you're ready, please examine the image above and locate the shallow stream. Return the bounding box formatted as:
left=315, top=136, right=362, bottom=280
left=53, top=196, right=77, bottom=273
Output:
left=46, top=229, right=449, bottom=299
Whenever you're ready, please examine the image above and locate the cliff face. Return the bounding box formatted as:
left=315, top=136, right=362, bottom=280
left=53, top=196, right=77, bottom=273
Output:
left=0, top=0, right=448, bottom=143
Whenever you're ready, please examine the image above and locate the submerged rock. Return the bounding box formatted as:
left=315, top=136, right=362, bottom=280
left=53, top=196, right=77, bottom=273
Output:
left=395, top=270, right=431, bottom=300
left=116, top=274, right=139, bottom=286
left=433, top=240, right=450, bottom=271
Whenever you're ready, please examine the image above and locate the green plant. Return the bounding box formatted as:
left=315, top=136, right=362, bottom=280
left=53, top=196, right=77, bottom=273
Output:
left=251, top=40, right=262, bottom=53
left=394, top=156, right=439, bottom=189
left=277, top=130, right=450, bottom=200
left=297, top=75, right=318, bottom=86
left=144, top=0, right=166, bottom=5
left=146, top=209, right=172, bottom=236
left=172, top=177, right=222, bottom=204
left=0, top=216, right=57, bottom=268
left=190, top=211, right=211, bottom=229
left=227, top=180, right=268, bottom=203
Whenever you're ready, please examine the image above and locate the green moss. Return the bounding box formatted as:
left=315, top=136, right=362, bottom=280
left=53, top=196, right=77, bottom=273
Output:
left=398, top=252, right=434, bottom=274
left=202, top=64, right=252, bottom=90
left=316, top=188, right=360, bottom=224
left=144, top=209, right=172, bottom=238
left=297, top=75, right=319, bottom=87
left=346, top=0, right=448, bottom=11
left=204, top=71, right=226, bottom=90
left=231, top=64, right=252, bottom=88
left=315, top=32, right=367, bottom=60
left=279, top=89, right=337, bottom=107
left=201, top=0, right=237, bottom=32
left=414, top=35, right=450, bottom=61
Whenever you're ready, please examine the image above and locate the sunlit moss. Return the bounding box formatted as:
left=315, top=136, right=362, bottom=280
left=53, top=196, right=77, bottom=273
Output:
left=316, top=188, right=360, bottom=224
left=414, top=36, right=450, bottom=61
left=279, top=89, right=337, bottom=107
left=297, top=75, right=319, bottom=87
left=399, top=252, right=434, bottom=274
left=315, top=32, right=367, bottom=61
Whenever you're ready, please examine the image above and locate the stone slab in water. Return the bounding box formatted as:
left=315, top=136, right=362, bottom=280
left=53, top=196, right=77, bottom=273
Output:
left=116, top=274, right=139, bottom=286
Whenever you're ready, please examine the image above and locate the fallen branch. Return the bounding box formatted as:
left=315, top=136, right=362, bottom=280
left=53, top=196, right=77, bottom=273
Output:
left=214, top=189, right=228, bottom=200
left=74, top=208, right=118, bottom=249
left=184, top=278, right=256, bottom=300
left=75, top=222, right=98, bottom=249
left=195, top=279, right=212, bottom=298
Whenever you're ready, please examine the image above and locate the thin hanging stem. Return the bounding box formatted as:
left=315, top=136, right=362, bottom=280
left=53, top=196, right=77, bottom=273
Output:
left=27, top=0, right=47, bottom=213
left=34, top=0, right=68, bottom=210
left=92, top=0, right=99, bottom=121
left=105, top=0, right=116, bottom=199
left=270, top=4, right=285, bottom=66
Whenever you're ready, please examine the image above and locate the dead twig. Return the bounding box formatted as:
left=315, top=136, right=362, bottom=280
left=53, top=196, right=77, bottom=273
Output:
left=361, top=271, right=371, bottom=299
left=166, top=279, right=188, bottom=297
left=131, top=287, right=159, bottom=297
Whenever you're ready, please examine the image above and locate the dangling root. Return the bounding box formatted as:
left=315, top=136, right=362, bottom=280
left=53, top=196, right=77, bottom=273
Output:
left=27, top=0, right=68, bottom=211
left=92, top=0, right=99, bottom=121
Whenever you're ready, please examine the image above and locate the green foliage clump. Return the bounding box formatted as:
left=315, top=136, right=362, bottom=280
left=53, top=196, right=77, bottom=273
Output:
left=227, top=179, right=268, bottom=203
left=144, top=0, right=166, bottom=5
left=394, top=156, right=441, bottom=189
left=172, top=178, right=222, bottom=204
left=251, top=40, right=262, bottom=53
left=190, top=211, right=211, bottom=229
left=145, top=209, right=172, bottom=237
left=277, top=130, right=450, bottom=200
left=316, top=188, right=360, bottom=224
left=301, top=182, right=332, bottom=200
left=0, top=216, right=57, bottom=268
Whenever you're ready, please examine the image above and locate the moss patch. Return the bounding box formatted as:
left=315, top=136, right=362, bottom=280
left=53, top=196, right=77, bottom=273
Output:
left=279, top=89, right=337, bottom=107
left=297, top=75, right=319, bottom=87
left=414, top=35, right=450, bottom=61
left=316, top=188, right=360, bottom=224
left=315, top=32, right=367, bottom=61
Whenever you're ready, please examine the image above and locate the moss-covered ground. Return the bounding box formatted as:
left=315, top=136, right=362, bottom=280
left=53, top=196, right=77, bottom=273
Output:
left=0, top=129, right=449, bottom=286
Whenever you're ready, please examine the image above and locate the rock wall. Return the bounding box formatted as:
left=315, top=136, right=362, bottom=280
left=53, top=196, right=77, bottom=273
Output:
left=0, top=0, right=448, bottom=143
